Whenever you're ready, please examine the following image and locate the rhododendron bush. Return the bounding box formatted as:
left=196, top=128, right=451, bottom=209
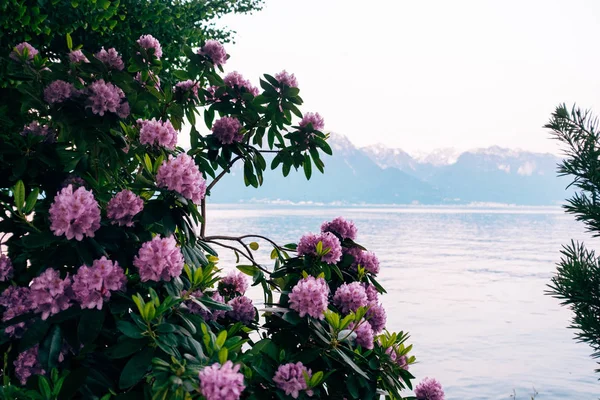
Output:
left=0, top=35, right=442, bottom=400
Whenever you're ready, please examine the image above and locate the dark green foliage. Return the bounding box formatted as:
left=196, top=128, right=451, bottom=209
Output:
left=547, top=104, right=600, bottom=372
left=0, top=0, right=263, bottom=84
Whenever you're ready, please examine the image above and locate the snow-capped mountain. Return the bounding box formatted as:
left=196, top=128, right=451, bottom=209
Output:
left=412, top=148, right=462, bottom=166
left=210, top=134, right=570, bottom=205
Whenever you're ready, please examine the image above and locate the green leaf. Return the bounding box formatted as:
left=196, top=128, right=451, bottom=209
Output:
left=24, top=188, right=40, bottom=214
left=237, top=264, right=259, bottom=276
left=13, top=180, right=25, bottom=210
left=19, top=319, right=50, bottom=352
left=310, top=371, right=324, bottom=386
left=78, top=309, right=105, bottom=345
left=116, top=321, right=145, bottom=339
left=249, top=241, right=259, bottom=251
left=216, top=330, right=227, bottom=348
left=119, top=347, right=155, bottom=389
left=66, top=33, right=73, bottom=50
left=105, top=338, right=146, bottom=359
left=334, top=348, right=368, bottom=379
left=58, top=367, right=89, bottom=399
left=39, top=325, right=62, bottom=370
left=303, top=154, right=312, bottom=179
left=218, top=347, right=228, bottom=364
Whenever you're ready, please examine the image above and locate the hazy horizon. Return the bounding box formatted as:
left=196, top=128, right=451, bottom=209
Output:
left=212, top=0, right=600, bottom=155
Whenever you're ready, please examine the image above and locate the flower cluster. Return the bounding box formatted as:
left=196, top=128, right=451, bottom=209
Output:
left=346, top=247, right=380, bottom=275
left=198, top=361, right=245, bottom=400
left=414, top=378, right=445, bottom=400
left=21, top=121, right=53, bottom=141
left=14, top=345, right=45, bottom=385
left=10, top=42, right=38, bottom=61
left=86, top=79, right=129, bottom=117
left=218, top=271, right=249, bottom=297
left=366, top=302, right=386, bottom=333
left=199, top=40, right=227, bottom=66
left=0, top=254, right=13, bottom=281
left=299, top=112, right=325, bottom=131
left=72, top=257, right=127, bottom=310
left=188, top=291, right=226, bottom=321
left=137, top=118, right=178, bottom=149
left=364, top=283, right=379, bottom=303
left=0, top=286, right=32, bottom=338
left=321, top=216, right=357, bottom=240
left=156, top=153, right=206, bottom=204
left=133, top=235, right=184, bottom=282
left=275, top=70, right=298, bottom=88
left=175, top=80, right=199, bottom=99
left=333, top=282, right=368, bottom=314
left=49, top=185, right=101, bottom=241
left=288, top=276, right=329, bottom=319
left=224, top=71, right=259, bottom=96
left=227, top=296, right=255, bottom=325
left=44, top=80, right=75, bottom=104
left=273, top=362, right=313, bottom=398
left=106, top=189, right=144, bottom=227
left=30, top=269, right=72, bottom=320
left=351, top=321, right=374, bottom=349
left=212, top=117, right=243, bottom=145
left=69, top=49, right=89, bottom=63
left=95, top=47, right=124, bottom=70
left=137, top=34, right=162, bottom=59
left=297, top=232, right=342, bottom=265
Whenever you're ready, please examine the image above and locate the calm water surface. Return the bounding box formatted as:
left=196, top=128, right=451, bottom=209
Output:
left=206, top=204, right=599, bottom=399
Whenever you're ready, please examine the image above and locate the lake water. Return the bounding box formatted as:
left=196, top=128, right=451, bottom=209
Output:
left=206, top=204, right=599, bottom=399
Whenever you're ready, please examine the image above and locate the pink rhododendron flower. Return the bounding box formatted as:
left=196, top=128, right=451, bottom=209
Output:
left=0, top=286, right=32, bottom=338
left=156, top=153, right=206, bottom=204
left=107, top=189, right=144, bottom=227
left=218, top=271, right=249, bottom=296
left=273, top=362, right=313, bottom=398
left=133, top=235, right=184, bottom=282
left=69, top=50, right=89, bottom=63
left=95, top=47, right=124, bottom=70
left=275, top=70, right=298, bottom=88
left=175, top=80, right=199, bottom=99
left=297, top=232, right=342, bottom=265
left=44, top=80, right=75, bottom=104
left=288, top=276, right=329, bottom=319
left=366, top=302, right=386, bottom=334
left=10, top=42, right=38, bottom=61
left=0, top=254, right=13, bottom=281
left=49, top=185, right=101, bottom=241
left=137, top=34, right=162, bottom=59
left=86, top=79, right=127, bottom=116
left=333, top=282, right=368, bottom=314
left=351, top=321, right=374, bottom=349
left=224, top=71, right=259, bottom=96
left=72, top=257, right=127, bottom=310
left=14, top=345, right=44, bottom=385
left=30, top=269, right=72, bottom=320
left=227, top=296, right=255, bottom=325
left=321, top=216, right=357, bottom=240
left=299, top=112, right=325, bottom=131
left=199, top=40, right=227, bottom=66
left=415, top=378, right=445, bottom=400
left=198, top=361, right=245, bottom=400
left=212, top=117, right=243, bottom=145
left=137, top=118, right=178, bottom=149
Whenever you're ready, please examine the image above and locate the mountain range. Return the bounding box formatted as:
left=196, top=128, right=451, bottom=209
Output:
left=209, top=133, right=571, bottom=205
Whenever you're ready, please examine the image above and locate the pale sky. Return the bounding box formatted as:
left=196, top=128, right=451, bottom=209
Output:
left=213, top=0, right=600, bottom=155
